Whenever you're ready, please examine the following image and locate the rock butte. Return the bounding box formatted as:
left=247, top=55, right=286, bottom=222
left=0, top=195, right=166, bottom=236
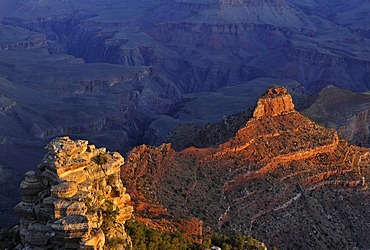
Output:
left=252, top=86, right=294, bottom=119
left=15, top=137, right=133, bottom=249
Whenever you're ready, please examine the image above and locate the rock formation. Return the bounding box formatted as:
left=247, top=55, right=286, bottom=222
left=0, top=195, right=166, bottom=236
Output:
left=252, top=86, right=294, bottom=119
left=122, top=86, right=370, bottom=249
left=14, top=137, right=133, bottom=249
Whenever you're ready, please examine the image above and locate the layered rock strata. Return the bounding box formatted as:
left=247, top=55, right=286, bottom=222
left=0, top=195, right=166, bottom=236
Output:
left=15, top=137, right=133, bottom=249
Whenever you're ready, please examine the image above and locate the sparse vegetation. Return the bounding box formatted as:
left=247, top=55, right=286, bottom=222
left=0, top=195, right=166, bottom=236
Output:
left=101, top=200, right=120, bottom=230
left=94, top=155, right=108, bottom=165
left=125, top=219, right=195, bottom=250
left=105, top=237, right=127, bottom=248
left=125, top=219, right=269, bottom=250
left=204, top=233, right=268, bottom=250
left=101, top=199, right=126, bottom=248
left=169, top=111, right=251, bottom=151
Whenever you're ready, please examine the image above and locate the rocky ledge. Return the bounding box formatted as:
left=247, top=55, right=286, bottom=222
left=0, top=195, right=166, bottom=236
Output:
left=14, top=137, right=133, bottom=249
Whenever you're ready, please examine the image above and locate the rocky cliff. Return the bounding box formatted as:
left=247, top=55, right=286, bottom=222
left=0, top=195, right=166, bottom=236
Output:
left=122, top=86, right=370, bottom=249
left=14, top=137, right=133, bottom=249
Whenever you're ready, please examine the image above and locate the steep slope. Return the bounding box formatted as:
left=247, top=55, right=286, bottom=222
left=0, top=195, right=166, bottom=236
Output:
left=122, top=86, right=370, bottom=249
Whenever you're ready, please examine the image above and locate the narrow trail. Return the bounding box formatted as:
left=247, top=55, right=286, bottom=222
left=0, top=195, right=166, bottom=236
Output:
left=248, top=192, right=302, bottom=232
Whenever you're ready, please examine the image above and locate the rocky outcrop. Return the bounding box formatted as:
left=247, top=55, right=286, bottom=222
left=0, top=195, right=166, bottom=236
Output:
left=253, top=86, right=294, bottom=118
left=0, top=35, right=47, bottom=51
left=14, top=137, right=133, bottom=249
left=0, top=0, right=369, bottom=233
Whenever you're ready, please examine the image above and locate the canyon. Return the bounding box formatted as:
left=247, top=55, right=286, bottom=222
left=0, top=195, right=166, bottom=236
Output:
left=0, top=0, right=368, bottom=233
left=1, top=86, right=369, bottom=249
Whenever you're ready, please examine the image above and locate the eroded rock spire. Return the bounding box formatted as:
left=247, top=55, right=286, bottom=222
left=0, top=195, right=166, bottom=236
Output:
left=15, top=137, right=133, bottom=249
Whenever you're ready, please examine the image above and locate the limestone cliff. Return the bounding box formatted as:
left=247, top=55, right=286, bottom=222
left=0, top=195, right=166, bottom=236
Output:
left=14, top=137, right=133, bottom=249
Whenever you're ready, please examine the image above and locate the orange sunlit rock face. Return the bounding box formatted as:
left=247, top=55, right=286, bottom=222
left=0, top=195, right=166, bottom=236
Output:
left=122, top=86, right=370, bottom=249
left=253, top=86, right=295, bottom=119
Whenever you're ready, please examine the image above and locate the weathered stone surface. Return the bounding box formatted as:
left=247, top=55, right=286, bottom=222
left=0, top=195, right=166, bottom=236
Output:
left=14, top=202, right=35, bottom=220
left=15, top=137, right=133, bottom=249
left=51, top=181, right=78, bottom=198
left=60, top=170, right=87, bottom=183
left=19, top=171, right=45, bottom=203
left=52, top=215, right=90, bottom=238
left=21, top=222, right=53, bottom=247
left=53, top=200, right=87, bottom=220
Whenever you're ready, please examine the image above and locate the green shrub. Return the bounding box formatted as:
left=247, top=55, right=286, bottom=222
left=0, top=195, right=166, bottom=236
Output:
left=125, top=219, right=195, bottom=250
